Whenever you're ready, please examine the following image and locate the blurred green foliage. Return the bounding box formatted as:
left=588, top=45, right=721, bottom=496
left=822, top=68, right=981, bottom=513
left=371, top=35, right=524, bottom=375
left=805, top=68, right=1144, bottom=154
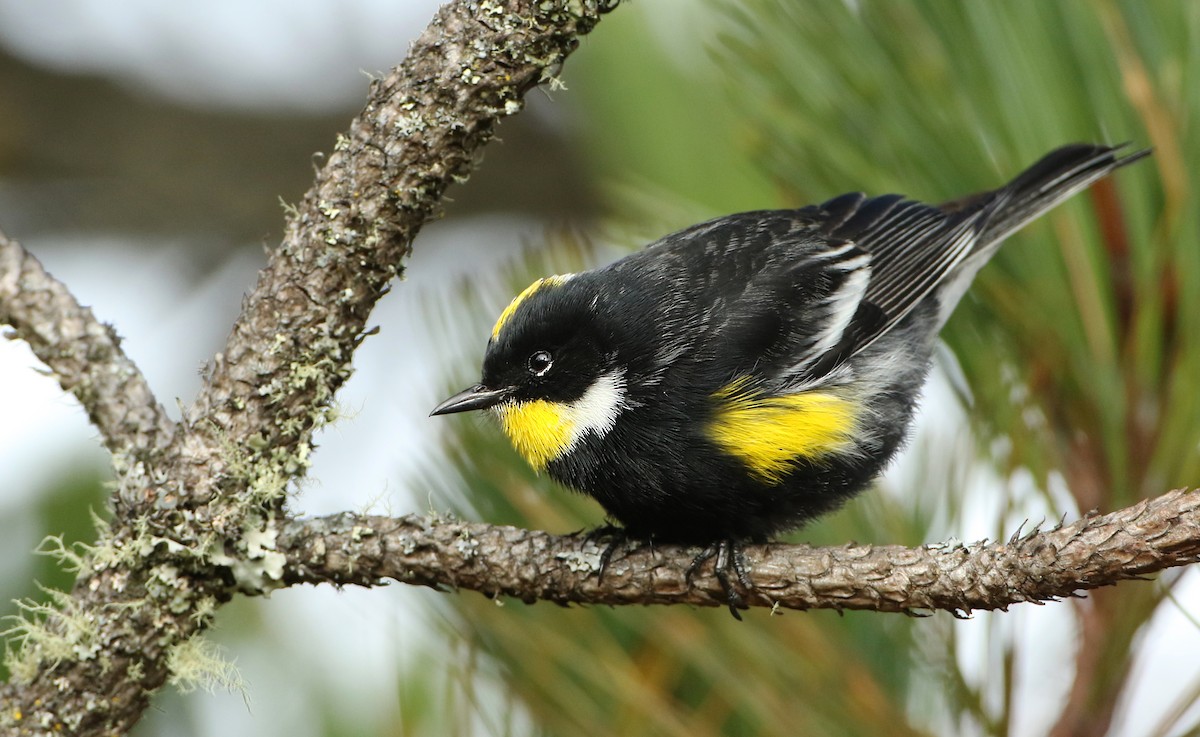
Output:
left=427, top=1, right=1198, bottom=736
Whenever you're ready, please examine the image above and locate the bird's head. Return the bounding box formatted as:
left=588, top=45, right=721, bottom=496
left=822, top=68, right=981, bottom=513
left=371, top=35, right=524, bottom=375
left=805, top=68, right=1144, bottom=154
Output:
left=431, top=274, right=629, bottom=471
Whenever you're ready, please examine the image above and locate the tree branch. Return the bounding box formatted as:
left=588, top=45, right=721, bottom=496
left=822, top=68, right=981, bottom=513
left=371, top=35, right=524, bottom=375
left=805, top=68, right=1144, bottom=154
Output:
left=0, top=228, right=174, bottom=459
left=279, top=488, right=1200, bottom=615
left=175, top=0, right=613, bottom=513
left=0, top=3, right=615, bottom=735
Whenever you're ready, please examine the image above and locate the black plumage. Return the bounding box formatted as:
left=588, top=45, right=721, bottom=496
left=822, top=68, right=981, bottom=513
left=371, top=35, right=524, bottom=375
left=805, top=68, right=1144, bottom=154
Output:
left=432, top=143, right=1148, bottom=610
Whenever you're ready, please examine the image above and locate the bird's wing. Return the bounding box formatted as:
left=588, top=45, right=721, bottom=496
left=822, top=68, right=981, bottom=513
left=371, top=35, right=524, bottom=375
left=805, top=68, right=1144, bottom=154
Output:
left=700, top=196, right=993, bottom=386
left=656, top=145, right=1145, bottom=390
left=700, top=228, right=882, bottom=383
left=816, top=192, right=993, bottom=352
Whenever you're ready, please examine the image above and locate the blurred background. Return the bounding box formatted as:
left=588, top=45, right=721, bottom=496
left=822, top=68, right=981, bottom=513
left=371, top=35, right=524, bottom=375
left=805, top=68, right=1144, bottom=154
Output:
left=1, top=1, right=1197, bottom=735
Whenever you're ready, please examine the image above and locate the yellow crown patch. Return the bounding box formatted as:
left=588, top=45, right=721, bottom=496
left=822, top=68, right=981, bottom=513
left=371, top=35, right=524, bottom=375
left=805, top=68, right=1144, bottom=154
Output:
left=492, top=274, right=574, bottom=340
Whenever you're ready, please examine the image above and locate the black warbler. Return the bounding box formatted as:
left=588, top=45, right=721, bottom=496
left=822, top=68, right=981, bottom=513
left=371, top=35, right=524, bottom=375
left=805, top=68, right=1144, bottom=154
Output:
left=432, top=143, right=1148, bottom=615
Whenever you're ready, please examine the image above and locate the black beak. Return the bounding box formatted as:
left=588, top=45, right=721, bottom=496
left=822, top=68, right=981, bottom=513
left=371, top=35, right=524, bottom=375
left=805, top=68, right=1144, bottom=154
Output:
left=430, top=384, right=511, bottom=416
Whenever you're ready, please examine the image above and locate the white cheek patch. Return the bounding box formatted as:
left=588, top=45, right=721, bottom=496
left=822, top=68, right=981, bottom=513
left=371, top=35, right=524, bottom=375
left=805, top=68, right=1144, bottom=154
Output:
left=565, top=369, right=627, bottom=443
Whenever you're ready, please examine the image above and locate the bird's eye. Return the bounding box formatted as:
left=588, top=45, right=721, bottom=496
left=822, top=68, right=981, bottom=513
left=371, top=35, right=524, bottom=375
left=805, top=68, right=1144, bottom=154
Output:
left=527, top=350, right=553, bottom=376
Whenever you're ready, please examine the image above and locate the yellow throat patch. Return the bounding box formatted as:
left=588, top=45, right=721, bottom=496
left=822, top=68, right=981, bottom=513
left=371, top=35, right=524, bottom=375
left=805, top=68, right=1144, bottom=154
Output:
left=494, top=370, right=627, bottom=473
left=492, top=274, right=574, bottom=340
left=496, top=400, right=574, bottom=472
left=708, top=377, right=858, bottom=484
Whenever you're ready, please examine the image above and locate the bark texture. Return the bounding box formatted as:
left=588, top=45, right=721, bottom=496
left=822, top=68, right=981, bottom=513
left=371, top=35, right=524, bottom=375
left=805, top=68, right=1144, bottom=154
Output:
left=279, top=488, right=1200, bottom=614
left=0, top=3, right=614, bottom=735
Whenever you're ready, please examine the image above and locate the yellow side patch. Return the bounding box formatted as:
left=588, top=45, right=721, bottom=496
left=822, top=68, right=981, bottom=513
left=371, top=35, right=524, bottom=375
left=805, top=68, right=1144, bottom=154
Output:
left=708, top=377, right=858, bottom=484
left=491, top=274, right=574, bottom=340
left=496, top=400, right=576, bottom=471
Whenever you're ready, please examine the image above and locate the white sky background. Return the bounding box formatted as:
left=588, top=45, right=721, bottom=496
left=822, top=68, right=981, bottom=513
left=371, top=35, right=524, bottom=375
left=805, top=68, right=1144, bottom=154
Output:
left=0, top=2, right=1196, bottom=736
left=0, top=0, right=443, bottom=112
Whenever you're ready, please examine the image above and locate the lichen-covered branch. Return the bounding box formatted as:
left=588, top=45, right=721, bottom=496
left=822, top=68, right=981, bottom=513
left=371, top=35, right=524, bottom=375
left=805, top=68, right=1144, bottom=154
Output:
left=279, top=488, right=1200, bottom=614
left=176, top=1, right=614, bottom=514
left=0, top=228, right=174, bottom=460
left=0, top=3, right=615, bottom=735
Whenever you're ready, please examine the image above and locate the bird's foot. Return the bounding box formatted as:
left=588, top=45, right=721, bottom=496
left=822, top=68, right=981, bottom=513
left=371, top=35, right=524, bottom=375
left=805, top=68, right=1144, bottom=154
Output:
left=687, top=539, right=753, bottom=620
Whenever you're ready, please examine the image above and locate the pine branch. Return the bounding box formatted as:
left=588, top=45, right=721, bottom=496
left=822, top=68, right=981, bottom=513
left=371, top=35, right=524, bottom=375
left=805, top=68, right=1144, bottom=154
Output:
left=280, top=488, right=1200, bottom=615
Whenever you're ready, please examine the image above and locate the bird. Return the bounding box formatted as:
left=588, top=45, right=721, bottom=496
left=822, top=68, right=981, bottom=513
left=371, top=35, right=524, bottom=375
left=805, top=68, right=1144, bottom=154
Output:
left=431, top=143, right=1148, bottom=616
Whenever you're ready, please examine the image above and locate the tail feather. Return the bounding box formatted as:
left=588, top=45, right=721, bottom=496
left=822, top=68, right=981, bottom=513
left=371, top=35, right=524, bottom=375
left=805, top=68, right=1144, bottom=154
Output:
left=977, top=143, right=1150, bottom=248
left=929, top=143, right=1149, bottom=330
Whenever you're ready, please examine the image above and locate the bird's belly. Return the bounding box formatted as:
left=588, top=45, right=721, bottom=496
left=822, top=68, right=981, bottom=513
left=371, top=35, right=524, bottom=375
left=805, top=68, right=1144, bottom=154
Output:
left=548, top=427, right=892, bottom=543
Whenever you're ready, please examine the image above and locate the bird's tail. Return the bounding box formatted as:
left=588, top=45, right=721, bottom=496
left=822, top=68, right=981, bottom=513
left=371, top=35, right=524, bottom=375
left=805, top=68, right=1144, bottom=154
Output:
left=977, top=143, right=1150, bottom=248
left=930, top=143, right=1149, bottom=330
